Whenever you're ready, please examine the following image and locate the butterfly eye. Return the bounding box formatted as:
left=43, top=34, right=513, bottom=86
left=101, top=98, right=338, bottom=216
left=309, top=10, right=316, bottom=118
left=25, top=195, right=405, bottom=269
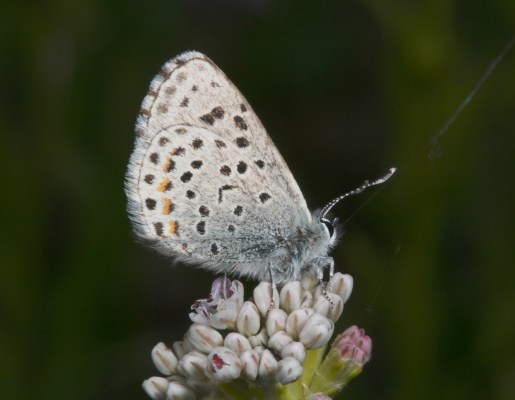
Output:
left=320, top=217, right=338, bottom=242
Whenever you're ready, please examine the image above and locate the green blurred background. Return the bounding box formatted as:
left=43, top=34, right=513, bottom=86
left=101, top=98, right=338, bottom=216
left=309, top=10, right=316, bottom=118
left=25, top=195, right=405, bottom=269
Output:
left=1, top=1, right=514, bottom=399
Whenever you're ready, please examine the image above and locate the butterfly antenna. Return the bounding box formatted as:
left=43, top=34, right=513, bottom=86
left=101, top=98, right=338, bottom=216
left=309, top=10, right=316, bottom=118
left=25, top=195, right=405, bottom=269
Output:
left=320, top=167, right=397, bottom=222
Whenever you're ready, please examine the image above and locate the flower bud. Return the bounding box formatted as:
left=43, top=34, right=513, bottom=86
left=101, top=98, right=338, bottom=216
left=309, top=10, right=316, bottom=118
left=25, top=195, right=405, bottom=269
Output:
left=310, top=325, right=372, bottom=396
left=268, top=331, right=293, bottom=353
left=142, top=376, right=168, bottom=400
left=312, top=293, right=343, bottom=322
left=281, top=341, right=306, bottom=363
left=276, top=356, right=303, bottom=384
left=189, top=277, right=244, bottom=330
left=210, top=308, right=239, bottom=331
left=333, top=325, right=372, bottom=367
left=265, top=308, right=288, bottom=336
left=236, top=301, right=261, bottom=337
left=258, top=349, right=278, bottom=380
left=206, top=347, right=242, bottom=382
left=185, top=324, right=223, bottom=353
left=299, top=313, right=334, bottom=349
left=224, top=332, right=252, bottom=354
left=239, top=349, right=260, bottom=381
left=253, top=281, right=279, bottom=316
left=166, top=381, right=195, bottom=400
left=172, top=341, right=186, bottom=359
left=280, top=281, right=304, bottom=313
left=248, top=328, right=268, bottom=348
left=151, top=342, right=178, bottom=375
left=327, top=273, right=353, bottom=304
left=177, top=352, right=208, bottom=381
left=285, top=308, right=314, bottom=339
left=300, top=289, right=313, bottom=309
left=300, top=273, right=318, bottom=291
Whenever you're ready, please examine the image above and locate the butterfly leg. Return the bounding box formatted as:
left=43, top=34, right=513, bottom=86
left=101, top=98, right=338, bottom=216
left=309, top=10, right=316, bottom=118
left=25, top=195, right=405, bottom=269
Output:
left=267, top=262, right=277, bottom=312
left=313, top=257, right=335, bottom=307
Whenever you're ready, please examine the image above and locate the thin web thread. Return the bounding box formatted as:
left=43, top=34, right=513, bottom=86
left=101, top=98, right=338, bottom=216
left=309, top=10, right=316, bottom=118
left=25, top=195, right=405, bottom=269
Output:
left=343, top=33, right=515, bottom=226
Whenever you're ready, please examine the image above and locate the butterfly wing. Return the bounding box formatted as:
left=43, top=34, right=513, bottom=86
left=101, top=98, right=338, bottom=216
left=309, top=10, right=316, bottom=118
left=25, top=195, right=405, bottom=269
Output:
left=126, top=51, right=311, bottom=278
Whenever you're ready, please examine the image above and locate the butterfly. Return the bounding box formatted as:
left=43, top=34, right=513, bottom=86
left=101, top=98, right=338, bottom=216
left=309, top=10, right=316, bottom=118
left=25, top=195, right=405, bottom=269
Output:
left=125, top=51, right=395, bottom=288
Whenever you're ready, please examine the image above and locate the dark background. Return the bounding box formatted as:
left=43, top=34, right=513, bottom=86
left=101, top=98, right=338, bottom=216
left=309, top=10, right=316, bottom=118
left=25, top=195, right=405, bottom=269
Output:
left=1, top=1, right=514, bottom=399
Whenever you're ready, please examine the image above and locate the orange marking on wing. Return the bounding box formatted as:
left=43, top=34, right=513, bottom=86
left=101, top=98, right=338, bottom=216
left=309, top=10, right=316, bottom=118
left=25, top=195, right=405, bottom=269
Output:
left=162, top=198, right=173, bottom=215
left=163, top=157, right=175, bottom=173
left=157, top=178, right=171, bottom=192
left=169, top=220, right=179, bottom=236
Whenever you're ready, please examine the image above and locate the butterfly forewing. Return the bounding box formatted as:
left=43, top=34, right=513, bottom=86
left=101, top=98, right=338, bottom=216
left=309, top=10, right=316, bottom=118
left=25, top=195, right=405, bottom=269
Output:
left=126, top=51, right=311, bottom=266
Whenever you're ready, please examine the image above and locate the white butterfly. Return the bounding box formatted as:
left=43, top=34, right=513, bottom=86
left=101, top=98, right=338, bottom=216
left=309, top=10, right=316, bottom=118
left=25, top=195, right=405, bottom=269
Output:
left=125, top=51, right=394, bottom=287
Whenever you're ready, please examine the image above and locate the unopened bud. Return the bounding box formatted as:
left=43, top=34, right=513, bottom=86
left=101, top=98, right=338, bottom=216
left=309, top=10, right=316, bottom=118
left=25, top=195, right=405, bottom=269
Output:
left=224, top=332, right=252, bottom=354
left=299, top=313, right=334, bottom=349
left=285, top=308, right=314, bottom=339
left=258, top=349, right=278, bottom=379
left=166, top=381, right=196, bottom=400
left=206, top=347, right=242, bottom=382
left=310, top=325, right=373, bottom=396
left=280, top=281, right=304, bottom=313
left=172, top=341, right=186, bottom=359
left=210, top=308, right=239, bottom=331
left=281, top=341, right=306, bottom=363
left=236, top=301, right=261, bottom=337
left=248, top=328, right=268, bottom=348
left=151, top=342, right=178, bottom=375
left=142, top=376, right=168, bottom=400
left=177, top=352, right=208, bottom=382
left=312, top=293, right=343, bottom=322
left=253, top=281, right=279, bottom=316
left=300, top=289, right=313, bottom=308
left=265, top=308, right=288, bottom=336
left=186, top=324, right=223, bottom=353
left=268, top=330, right=293, bottom=353
left=328, top=273, right=353, bottom=304
left=240, top=349, right=260, bottom=381
left=333, top=325, right=372, bottom=367
left=276, top=356, right=303, bottom=384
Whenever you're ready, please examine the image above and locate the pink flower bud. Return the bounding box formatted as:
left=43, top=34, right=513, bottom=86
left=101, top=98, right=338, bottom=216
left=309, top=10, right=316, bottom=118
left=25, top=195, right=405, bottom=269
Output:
left=333, top=325, right=372, bottom=367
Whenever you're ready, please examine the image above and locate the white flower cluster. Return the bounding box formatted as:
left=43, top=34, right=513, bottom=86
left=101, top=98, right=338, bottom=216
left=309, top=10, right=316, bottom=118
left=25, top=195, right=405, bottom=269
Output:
left=143, top=273, right=353, bottom=400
